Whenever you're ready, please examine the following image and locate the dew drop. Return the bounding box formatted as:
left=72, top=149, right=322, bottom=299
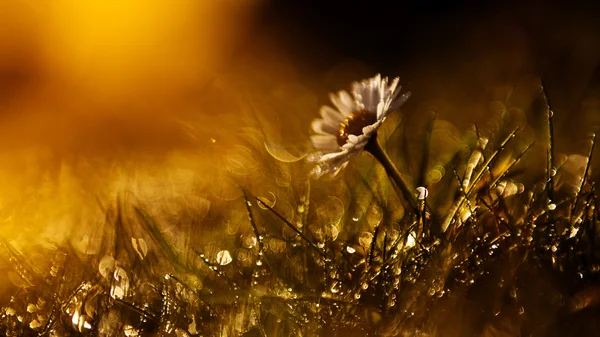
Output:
left=570, top=227, right=580, bottom=238
left=405, top=232, right=417, bottom=248
left=216, top=250, right=233, bottom=265
left=98, top=255, right=116, bottom=279
left=416, top=187, right=429, bottom=200
left=510, top=288, right=518, bottom=299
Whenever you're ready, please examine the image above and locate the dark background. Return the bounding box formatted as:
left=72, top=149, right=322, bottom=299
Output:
left=257, top=0, right=600, bottom=84
left=253, top=0, right=600, bottom=146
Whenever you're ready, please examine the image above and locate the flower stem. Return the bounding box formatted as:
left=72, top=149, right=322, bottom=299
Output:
left=365, top=138, right=417, bottom=213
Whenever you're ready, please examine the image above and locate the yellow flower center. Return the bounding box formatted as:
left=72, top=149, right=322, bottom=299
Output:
left=337, top=110, right=377, bottom=146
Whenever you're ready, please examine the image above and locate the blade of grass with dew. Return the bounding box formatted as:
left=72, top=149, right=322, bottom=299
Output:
left=244, top=189, right=308, bottom=296
left=242, top=187, right=281, bottom=292
left=0, top=237, right=39, bottom=287
left=133, top=206, right=187, bottom=273
left=254, top=193, right=357, bottom=272
left=443, top=127, right=521, bottom=235
left=570, top=133, right=596, bottom=224
left=300, top=180, right=311, bottom=292
left=476, top=195, right=503, bottom=235
left=495, top=189, right=517, bottom=231
left=114, top=298, right=159, bottom=323
left=114, top=199, right=140, bottom=265
left=541, top=81, right=557, bottom=239
left=490, top=142, right=535, bottom=188
left=462, top=127, right=488, bottom=190
left=347, top=165, right=392, bottom=268
left=192, top=248, right=236, bottom=291
left=369, top=212, right=383, bottom=267
left=39, top=249, right=72, bottom=335
left=450, top=165, right=478, bottom=230
left=242, top=189, right=267, bottom=254
left=165, top=274, right=218, bottom=315
left=253, top=195, right=323, bottom=256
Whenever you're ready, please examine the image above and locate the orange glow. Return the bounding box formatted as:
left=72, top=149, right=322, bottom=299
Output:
left=0, top=0, right=264, bottom=252
left=41, top=0, right=230, bottom=103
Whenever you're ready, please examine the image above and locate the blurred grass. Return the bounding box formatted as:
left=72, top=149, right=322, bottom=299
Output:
left=0, top=77, right=599, bottom=336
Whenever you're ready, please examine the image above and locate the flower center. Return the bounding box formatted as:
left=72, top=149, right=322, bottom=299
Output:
left=337, top=110, right=377, bottom=146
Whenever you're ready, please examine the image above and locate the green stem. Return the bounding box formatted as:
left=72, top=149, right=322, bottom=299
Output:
left=365, top=138, right=417, bottom=213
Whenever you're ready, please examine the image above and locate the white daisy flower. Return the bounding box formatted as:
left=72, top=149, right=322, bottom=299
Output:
left=308, top=74, right=411, bottom=177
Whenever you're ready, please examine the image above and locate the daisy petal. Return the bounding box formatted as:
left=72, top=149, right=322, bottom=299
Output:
left=354, top=141, right=367, bottom=150
left=380, top=76, right=388, bottom=94
left=350, top=89, right=365, bottom=110
left=330, top=91, right=355, bottom=116
left=364, top=80, right=381, bottom=112
left=352, top=82, right=368, bottom=108
left=362, top=120, right=382, bottom=136
left=391, top=92, right=411, bottom=112
left=390, top=84, right=402, bottom=102
left=306, top=152, right=324, bottom=162
left=310, top=152, right=350, bottom=178
left=372, top=74, right=381, bottom=86
left=320, top=150, right=348, bottom=161
left=376, top=101, right=386, bottom=119
left=320, top=105, right=344, bottom=125
left=310, top=135, right=339, bottom=151
left=352, top=135, right=369, bottom=150
left=339, top=91, right=355, bottom=114
left=311, top=119, right=338, bottom=135
left=387, top=77, right=400, bottom=97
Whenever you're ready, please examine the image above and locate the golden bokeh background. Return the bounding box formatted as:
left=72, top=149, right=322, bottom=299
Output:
left=0, top=0, right=599, bottom=298
left=0, top=0, right=257, bottom=152
left=0, top=2, right=600, bottom=335
left=0, top=0, right=274, bottom=250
